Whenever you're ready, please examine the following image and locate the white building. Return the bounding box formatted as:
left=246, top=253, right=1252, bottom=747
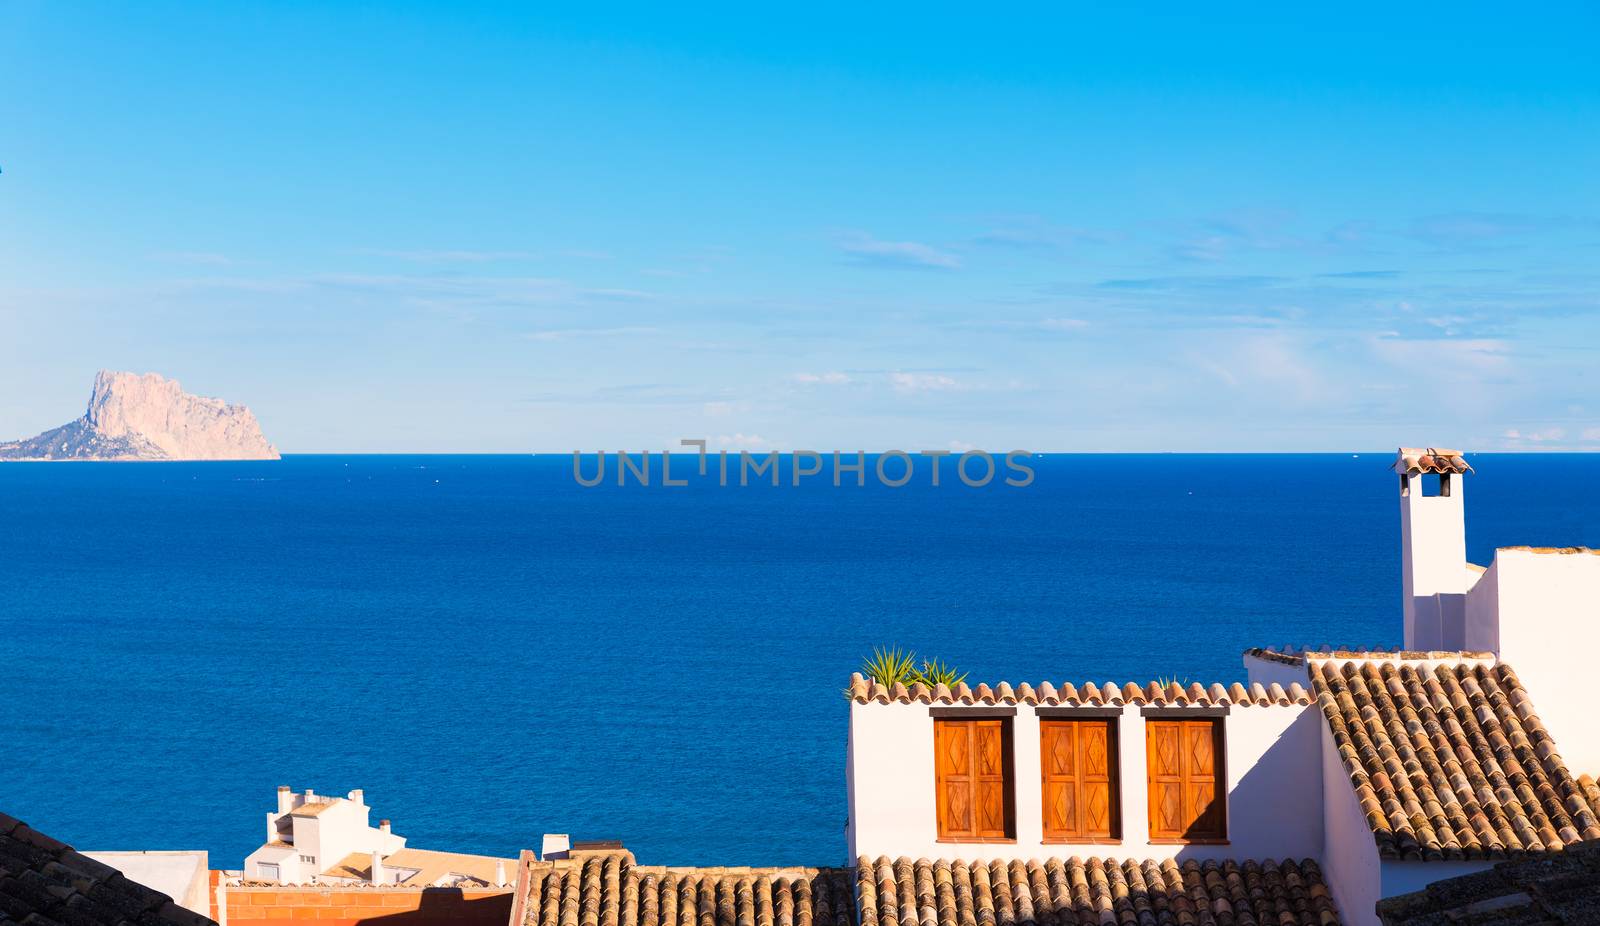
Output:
left=242, top=786, right=514, bottom=887
left=844, top=447, right=1600, bottom=926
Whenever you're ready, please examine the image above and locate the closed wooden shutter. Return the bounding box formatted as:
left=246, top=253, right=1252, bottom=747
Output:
left=934, top=719, right=1013, bottom=840
left=1146, top=719, right=1225, bottom=840
left=1041, top=719, right=1118, bottom=840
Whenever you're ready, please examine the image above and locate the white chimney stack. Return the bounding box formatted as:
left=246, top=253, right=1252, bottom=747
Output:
left=371, top=850, right=385, bottom=885
left=540, top=834, right=571, bottom=861
left=1395, top=447, right=1473, bottom=649
left=379, top=819, right=391, bottom=835
left=495, top=861, right=506, bottom=886
left=277, top=786, right=294, bottom=814
left=348, top=789, right=364, bottom=806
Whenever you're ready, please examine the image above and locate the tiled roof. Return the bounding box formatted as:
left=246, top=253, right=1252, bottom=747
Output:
left=847, top=674, right=1311, bottom=707
left=324, top=847, right=516, bottom=886
left=1244, top=647, right=1497, bottom=667
left=1311, top=659, right=1600, bottom=860
left=0, top=811, right=215, bottom=926
left=856, top=856, right=1340, bottom=926
left=1377, top=838, right=1600, bottom=925
left=288, top=800, right=341, bottom=817
left=513, top=852, right=855, bottom=926
left=1393, top=447, right=1472, bottom=475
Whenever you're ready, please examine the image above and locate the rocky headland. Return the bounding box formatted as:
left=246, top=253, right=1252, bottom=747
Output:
left=0, top=370, right=279, bottom=461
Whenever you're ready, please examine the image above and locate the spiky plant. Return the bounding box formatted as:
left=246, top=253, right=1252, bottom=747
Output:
left=860, top=646, right=920, bottom=688
left=1154, top=675, right=1192, bottom=689
left=914, top=657, right=968, bottom=689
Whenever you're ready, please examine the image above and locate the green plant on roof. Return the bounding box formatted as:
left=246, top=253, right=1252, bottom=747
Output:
left=860, top=646, right=919, bottom=688
left=1154, top=675, right=1192, bottom=689
left=856, top=647, right=968, bottom=691
left=914, top=657, right=968, bottom=689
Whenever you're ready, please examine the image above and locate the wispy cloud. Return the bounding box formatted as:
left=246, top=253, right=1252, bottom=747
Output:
left=968, top=217, right=1118, bottom=253
left=793, top=371, right=852, bottom=385
left=1317, top=270, right=1402, bottom=280
left=357, top=248, right=540, bottom=263
left=889, top=371, right=962, bottom=393
left=526, top=326, right=659, bottom=342
left=715, top=432, right=774, bottom=449
left=837, top=233, right=961, bottom=270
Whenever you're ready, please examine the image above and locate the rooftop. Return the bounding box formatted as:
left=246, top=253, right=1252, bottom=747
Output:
left=1244, top=647, right=1498, bottom=667
left=323, top=847, right=516, bottom=886
left=0, top=811, right=215, bottom=926
left=513, top=852, right=855, bottom=926
left=1310, top=658, right=1600, bottom=860
left=847, top=673, right=1311, bottom=707
left=1376, top=839, right=1600, bottom=925
left=859, top=856, right=1340, bottom=926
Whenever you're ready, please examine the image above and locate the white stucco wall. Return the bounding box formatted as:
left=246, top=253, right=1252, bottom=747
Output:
left=1398, top=473, right=1469, bottom=650
left=1478, top=547, right=1600, bottom=775
left=243, top=789, right=404, bottom=882
left=1318, top=720, right=1381, bottom=926
left=1243, top=654, right=1312, bottom=690
left=847, top=699, right=1322, bottom=863
left=84, top=851, right=209, bottom=916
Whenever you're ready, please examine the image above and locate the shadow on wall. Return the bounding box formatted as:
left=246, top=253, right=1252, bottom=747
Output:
left=354, top=891, right=513, bottom=926
left=1170, top=705, right=1325, bottom=865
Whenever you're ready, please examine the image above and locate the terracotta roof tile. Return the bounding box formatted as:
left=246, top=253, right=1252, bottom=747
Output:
left=513, top=852, right=855, bottom=926
left=1310, top=660, right=1600, bottom=861
left=1393, top=447, right=1472, bottom=475
left=1244, top=647, right=1497, bottom=666
left=847, top=673, right=1310, bottom=707
left=855, top=856, right=1341, bottom=926
left=0, top=810, right=216, bottom=926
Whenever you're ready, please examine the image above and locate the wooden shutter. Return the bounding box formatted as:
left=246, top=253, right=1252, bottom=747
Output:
left=1041, top=719, right=1118, bottom=840
left=1146, top=719, right=1225, bottom=841
left=934, top=719, right=1012, bottom=840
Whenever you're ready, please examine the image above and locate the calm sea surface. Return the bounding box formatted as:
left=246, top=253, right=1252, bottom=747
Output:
left=2, top=453, right=1596, bottom=868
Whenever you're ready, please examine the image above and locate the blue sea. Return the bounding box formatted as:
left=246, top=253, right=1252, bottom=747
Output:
left=3, top=454, right=1596, bottom=869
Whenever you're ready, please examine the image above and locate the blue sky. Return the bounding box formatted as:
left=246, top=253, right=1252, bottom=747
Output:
left=2, top=3, right=1598, bottom=452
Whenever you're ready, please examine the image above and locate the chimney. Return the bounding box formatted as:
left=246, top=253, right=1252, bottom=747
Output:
left=541, top=834, right=571, bottom=861
left=495, top=861, right=506, bottom=886
left=304, top=788, right=316, bottom=801
left=379, top=819, right=391, bottom=835
left=277, top=786, right=294, bottom=814
left=348, top=789, right=364, bottom=805
left=1395, top=447, right=1473, bottom=649
left=371, top=850, right=385, bottom=885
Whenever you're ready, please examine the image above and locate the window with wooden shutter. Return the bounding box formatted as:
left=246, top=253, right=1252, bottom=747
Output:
left=1040, top=719, right=1119, bottom=841
left=933, top=718, right=1014, bottom=840
left=1146, top=718, right=1226, bottom=841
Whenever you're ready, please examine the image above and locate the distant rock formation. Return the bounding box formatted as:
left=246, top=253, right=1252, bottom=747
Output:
left=0, top=371, right=279, bottom=461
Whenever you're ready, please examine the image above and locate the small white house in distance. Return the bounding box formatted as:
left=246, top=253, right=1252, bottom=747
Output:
left=844, top=447, right=1600, bottom=926
left=242, top=786, right=516, bottom=887
left=243, top=787, right=404, bottom=883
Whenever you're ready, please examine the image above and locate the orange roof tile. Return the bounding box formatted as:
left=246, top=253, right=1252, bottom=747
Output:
left=512, top=852, right=854, bottom=926
left=856, top=856, right=1340, bottom=926
left=1311, top=659, right=1600, bottom=861
left=1394, top=447, right=1472, bottom=475
left=846, top=673, right=1310, bottom=706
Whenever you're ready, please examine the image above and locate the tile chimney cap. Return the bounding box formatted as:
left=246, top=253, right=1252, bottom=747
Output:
left=278, top=786, right=291, bottom=792
left=380, top=819, right=390, bottom=827
left=1394, top=446, right=1472, bottom=476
